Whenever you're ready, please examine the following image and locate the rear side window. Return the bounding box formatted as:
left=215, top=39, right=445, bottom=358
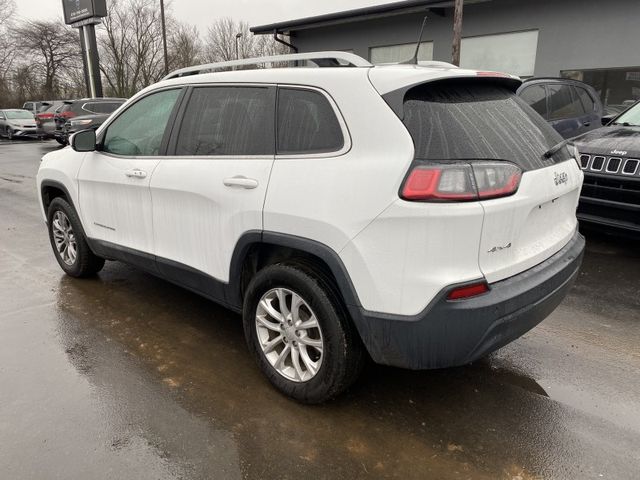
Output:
left=548, top=84, right=583, bottom=119
left=88, top=102, right=123, bottom=114
left=402, top=80, right=568, bottom=170
left=277, top=88, right=344, bottom=155
left=574, top=86, right=595, bottom=113
left=519, top=85, right=548, bottom=118
left=176, top=87, right=274, bottom=156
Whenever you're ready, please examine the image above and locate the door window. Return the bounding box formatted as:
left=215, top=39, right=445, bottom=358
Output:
left=574, top=86, right=595, bottom=113
left=103, top=89, right=181, bottom=156
left=548, top=84, right=584, bottom=120
left=519, top=85, right=548, bottom=118
left=277, top=88, right=344, bottom=154
left=176, top=87, right=274, bottom=156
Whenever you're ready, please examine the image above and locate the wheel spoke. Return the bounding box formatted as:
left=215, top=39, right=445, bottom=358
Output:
left=259, top=298, right=283, bottom=322
left=274, top=344, right=291, bottom=370
left=290, top=292, right=303, bottom=323
left=297, top=316, right=319, bottom=330
left=299, top=335, right=323, bottom=349
left=291, top=347, right=305, bottom=381
left=299, top=345, right=318, bottom=375
left=262, top=334, right=283, bottom=354
left=276, top=288, right=290, bottom=319
left=256, top=315, right=282, bottom=332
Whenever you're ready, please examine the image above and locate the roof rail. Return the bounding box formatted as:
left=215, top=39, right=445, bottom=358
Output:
left=163, top=51, right=372, bottom=80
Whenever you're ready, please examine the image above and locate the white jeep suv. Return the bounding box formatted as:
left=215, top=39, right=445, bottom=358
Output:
left=37, top=52, right=585, bottom=403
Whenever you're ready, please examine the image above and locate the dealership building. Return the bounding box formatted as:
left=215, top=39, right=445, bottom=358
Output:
left=251, top=0, right=640, bottom=111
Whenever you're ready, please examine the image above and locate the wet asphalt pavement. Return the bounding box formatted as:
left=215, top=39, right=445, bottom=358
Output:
left=0, top=139, right=639, bottom=480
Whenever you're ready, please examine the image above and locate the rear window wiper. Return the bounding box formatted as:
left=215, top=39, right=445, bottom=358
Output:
left=543, top=139, right=571, bottom=159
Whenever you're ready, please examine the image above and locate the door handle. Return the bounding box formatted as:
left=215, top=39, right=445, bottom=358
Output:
left=125, top=169, right=147, bottom=179
left=583, top=121, right=591, bottom=127
left=223, top=176, right=259, bottom=189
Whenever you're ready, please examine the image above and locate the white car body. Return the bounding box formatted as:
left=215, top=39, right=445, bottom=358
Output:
left=37, top=52, right=585, bottom=375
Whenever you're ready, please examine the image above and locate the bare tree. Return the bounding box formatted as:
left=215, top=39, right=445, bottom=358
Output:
left=0, top=0, right=17, bottom=104
left=169, top=22, right=201, bottom=70
left=12, top=20, right=79, bottom=99
left=203, top=18, right=256, bottom=63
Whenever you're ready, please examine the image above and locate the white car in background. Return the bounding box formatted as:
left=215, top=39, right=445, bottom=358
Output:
left=36, top=52, right=585, bottom=403
left=0, top=109, right=37, bottom=140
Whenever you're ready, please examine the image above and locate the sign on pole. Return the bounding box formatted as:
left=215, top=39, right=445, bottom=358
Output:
left=62, top=0, right=107, bottom=25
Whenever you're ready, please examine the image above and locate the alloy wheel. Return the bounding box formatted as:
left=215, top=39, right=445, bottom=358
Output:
left=255, top=287, right=324, bottom=383
left=52, top=210, right=77, bottom=266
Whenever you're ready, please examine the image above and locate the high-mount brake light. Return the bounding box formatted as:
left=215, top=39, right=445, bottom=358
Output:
left=401, top=161, right=522, bottom=202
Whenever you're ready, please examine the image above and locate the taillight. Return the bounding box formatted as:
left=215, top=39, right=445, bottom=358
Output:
left=401, top=161, right=521, bottom=202
left=447, top=281, right=490, bottom=300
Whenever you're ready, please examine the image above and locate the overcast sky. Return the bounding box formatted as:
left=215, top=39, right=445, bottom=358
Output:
left=16, top=0, right=384, bottom=31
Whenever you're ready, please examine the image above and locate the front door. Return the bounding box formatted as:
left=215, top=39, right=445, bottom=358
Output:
left=150, top=85, right=276, bottom=299
left=77, top=88, right=183, bottom=256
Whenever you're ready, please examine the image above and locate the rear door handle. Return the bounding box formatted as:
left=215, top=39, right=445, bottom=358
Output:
left=583, top=121, right=591, bottom=127
left=125, top=169, right=147, bottom=179
left=223, top=176, right=259, bottom=189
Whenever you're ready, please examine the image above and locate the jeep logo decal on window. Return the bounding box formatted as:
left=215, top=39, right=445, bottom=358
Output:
left=554, top=172, right=568, bottom=186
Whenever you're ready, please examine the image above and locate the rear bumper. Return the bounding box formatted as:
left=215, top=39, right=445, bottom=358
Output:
left=349, top=230, right=585, bottom=369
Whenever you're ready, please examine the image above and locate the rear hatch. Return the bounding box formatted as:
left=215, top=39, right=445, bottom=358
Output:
left=394, top=77, right=582, bottom=282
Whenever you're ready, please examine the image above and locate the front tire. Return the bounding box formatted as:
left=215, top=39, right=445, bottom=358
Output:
left=243, top=263, right=365, bottom=403
left=7, top=128, right=13, bottom=140
left=47, top=197, right=105, bottom=277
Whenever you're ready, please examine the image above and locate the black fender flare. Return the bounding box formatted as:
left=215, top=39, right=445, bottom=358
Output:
left=40, top=180, right=76, bottom=218
left=227, top=230, right=363, bottom=310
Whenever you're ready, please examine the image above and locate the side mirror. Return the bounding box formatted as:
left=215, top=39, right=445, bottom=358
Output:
left=601, top=114, right=615, bottom=126
left=71, top=129, right=96, bottom=152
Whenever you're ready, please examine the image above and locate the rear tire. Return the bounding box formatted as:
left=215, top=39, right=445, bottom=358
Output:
left=47, top=197, right=105, bottom=277
left=243, top=263, right=365, bottom=403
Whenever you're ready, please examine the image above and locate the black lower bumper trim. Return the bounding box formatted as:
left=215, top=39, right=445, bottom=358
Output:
left=348, top=231, right=585, bottom=369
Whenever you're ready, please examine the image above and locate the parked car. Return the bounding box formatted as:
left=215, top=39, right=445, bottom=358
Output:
left=517, top=78, right=603, bottom=139
left=22, top=101, right=47, bottom=115
left=37, top=52, right=585, bottom=403
left=0, top=109, right=37, bottom=139
left=53, top=98, right=126, bottom=144
left=573, top=100, right=640, bottom=234
left=35, top=101, right=66, bottom=140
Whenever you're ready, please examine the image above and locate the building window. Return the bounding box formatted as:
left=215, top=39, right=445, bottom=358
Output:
left=460, top=30, right=539, bottom=77
left=369, top=41, right=433, bottom=65
left=562, top=67, right=640, bottom=115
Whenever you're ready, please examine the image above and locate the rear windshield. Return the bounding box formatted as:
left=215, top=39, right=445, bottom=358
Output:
left=402, top=80, right=571, bottom=170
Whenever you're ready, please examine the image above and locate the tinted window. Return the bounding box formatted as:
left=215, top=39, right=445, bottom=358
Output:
left=87, top=102, right=123, bottom=114
left=176, top=87, right=273, bottom=156
left=402, top=80, right=568, bottom=170
left=574, top=86, right=595, bottom=113
left=519, top=85, right=548, bottom=118
left=548, top=84, right=583, bottom=119
left=103, top=89, right=181, bottom=156
left=277, top=88, right=344, bottom=154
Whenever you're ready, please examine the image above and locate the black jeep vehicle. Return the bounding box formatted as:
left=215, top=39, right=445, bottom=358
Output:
left=574, top=100, right=640, bottom=234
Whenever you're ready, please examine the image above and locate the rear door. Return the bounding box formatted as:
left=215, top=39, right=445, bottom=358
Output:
left=77, top=88, right=183, bottom=257
left=150, top=85, right=275, bottom=294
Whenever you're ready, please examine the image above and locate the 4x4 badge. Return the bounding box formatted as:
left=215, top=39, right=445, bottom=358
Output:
left=554, top=172, right=568, bottom=186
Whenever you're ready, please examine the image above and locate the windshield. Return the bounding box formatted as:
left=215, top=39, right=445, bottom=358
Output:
left=5, top=110, right=34, bottom=120
left=613, top=102, right=640, bottom=126
left=402, top=80, right=572, bottom=170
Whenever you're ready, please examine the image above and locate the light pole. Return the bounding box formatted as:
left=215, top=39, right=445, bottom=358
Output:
left=235, top=33, right=243, bottom=60
left=160, top=0, right=169, bottom=75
